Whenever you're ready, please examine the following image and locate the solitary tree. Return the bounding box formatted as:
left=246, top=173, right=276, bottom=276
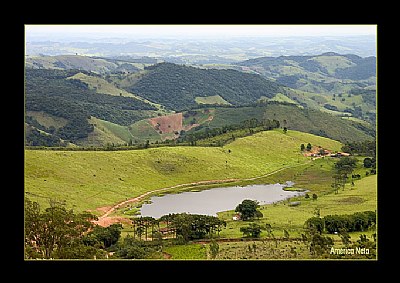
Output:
left=235, top=199, right=260, bottom=221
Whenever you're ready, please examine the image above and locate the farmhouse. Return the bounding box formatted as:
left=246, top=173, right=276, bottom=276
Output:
left=304, top=146, right=332, bottom=158
left=232, top=214, right=241, bottom=221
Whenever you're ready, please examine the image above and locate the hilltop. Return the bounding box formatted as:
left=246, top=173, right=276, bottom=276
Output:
left=25, top=54, right=150, bottom=74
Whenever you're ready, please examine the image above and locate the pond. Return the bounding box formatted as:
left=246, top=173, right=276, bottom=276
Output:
left=139, top=181, right=306, bottom=218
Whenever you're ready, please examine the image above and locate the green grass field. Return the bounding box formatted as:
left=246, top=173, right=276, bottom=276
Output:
left=24, top=129, right=342, bottom=213
left=217, top=173, right=376, bottom=239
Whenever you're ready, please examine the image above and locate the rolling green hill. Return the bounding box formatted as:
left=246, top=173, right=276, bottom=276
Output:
left=236, top=53, right=376, bottom=125
left=184, top=103, right=374, bottom=143
left=25, top=54, right=143, bottom=74
left=24, top=129, right=343, bottom=213
left=237, top=52, right=376, bottom=88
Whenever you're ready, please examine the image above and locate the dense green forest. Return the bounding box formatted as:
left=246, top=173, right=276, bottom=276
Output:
left=128, top=62, right=283, bottom=111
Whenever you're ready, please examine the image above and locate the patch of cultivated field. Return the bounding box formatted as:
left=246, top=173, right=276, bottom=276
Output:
left=24, top=129, right=342, bottom=213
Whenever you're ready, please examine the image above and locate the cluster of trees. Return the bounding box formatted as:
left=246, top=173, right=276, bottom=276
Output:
left=305, top=211, right=376, bottom=234
left=129, top=62, right=282, bottom=111
left=363, top=157, right=376, bottom=169
left=343, top=105, right=364, bottom=119
left=114, top=235, right=161, bottom=259
left=323, top=103, right=339, bottom=111
left=341, top=140, right=376, bottom=157
left=178, top=118, right=280, bottom=146
left=131, top=213, right=226, bottom=243
left=303, top=212, right=376, bottom=258
left=300, top=143, right=313, bottom=152
left=25, top=197, right=228, bottom=259
left=116, top=213, right=226, bottom=259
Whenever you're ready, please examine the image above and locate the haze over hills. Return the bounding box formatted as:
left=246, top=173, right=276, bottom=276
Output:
left=26, top=35, right=376, bottom=60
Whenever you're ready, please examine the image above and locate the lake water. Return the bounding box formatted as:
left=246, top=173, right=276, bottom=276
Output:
left=139, top=182, right=305, bottom=218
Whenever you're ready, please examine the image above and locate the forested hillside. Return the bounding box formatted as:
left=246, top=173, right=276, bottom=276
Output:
left=127, top=62, right=283, bottom=111
left=25, top=60, right=376, bottom=147
left=25, top=69, right=157, bottom=145
left=237, top=52, right=376, bottom=93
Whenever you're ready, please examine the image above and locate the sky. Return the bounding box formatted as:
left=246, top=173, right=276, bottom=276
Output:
left=25, top=24, right=377, bottom=40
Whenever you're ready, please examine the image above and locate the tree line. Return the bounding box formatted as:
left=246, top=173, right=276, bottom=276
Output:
left=177, top=117, right=280, bottom=145
left=305, top=211, right=376, bottom=234
left=24, top=197, right=226, bottom=259
left=341, top=140, right=376, bottom=157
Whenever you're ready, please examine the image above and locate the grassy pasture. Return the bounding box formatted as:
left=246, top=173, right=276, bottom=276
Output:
left=68, top=72, right=135, bottom=98
left=24, top=129, right=342, bottom=213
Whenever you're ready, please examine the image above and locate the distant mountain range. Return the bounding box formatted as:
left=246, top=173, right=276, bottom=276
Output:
left=26, top=35, right=376, bottom=59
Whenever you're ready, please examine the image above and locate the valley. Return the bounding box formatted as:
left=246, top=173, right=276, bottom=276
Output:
left=24, top=26, right=377, bottom=260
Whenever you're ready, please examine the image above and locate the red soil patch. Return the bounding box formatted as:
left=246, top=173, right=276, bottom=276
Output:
left=95, top=206, right=113, bottom=213
left=95, top=216, right=132, bottom=227
left=149, top=113, right=183, bottom=134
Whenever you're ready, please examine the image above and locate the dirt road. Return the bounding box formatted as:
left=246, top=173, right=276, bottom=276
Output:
left=93, top=161, right=311, bottom=227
